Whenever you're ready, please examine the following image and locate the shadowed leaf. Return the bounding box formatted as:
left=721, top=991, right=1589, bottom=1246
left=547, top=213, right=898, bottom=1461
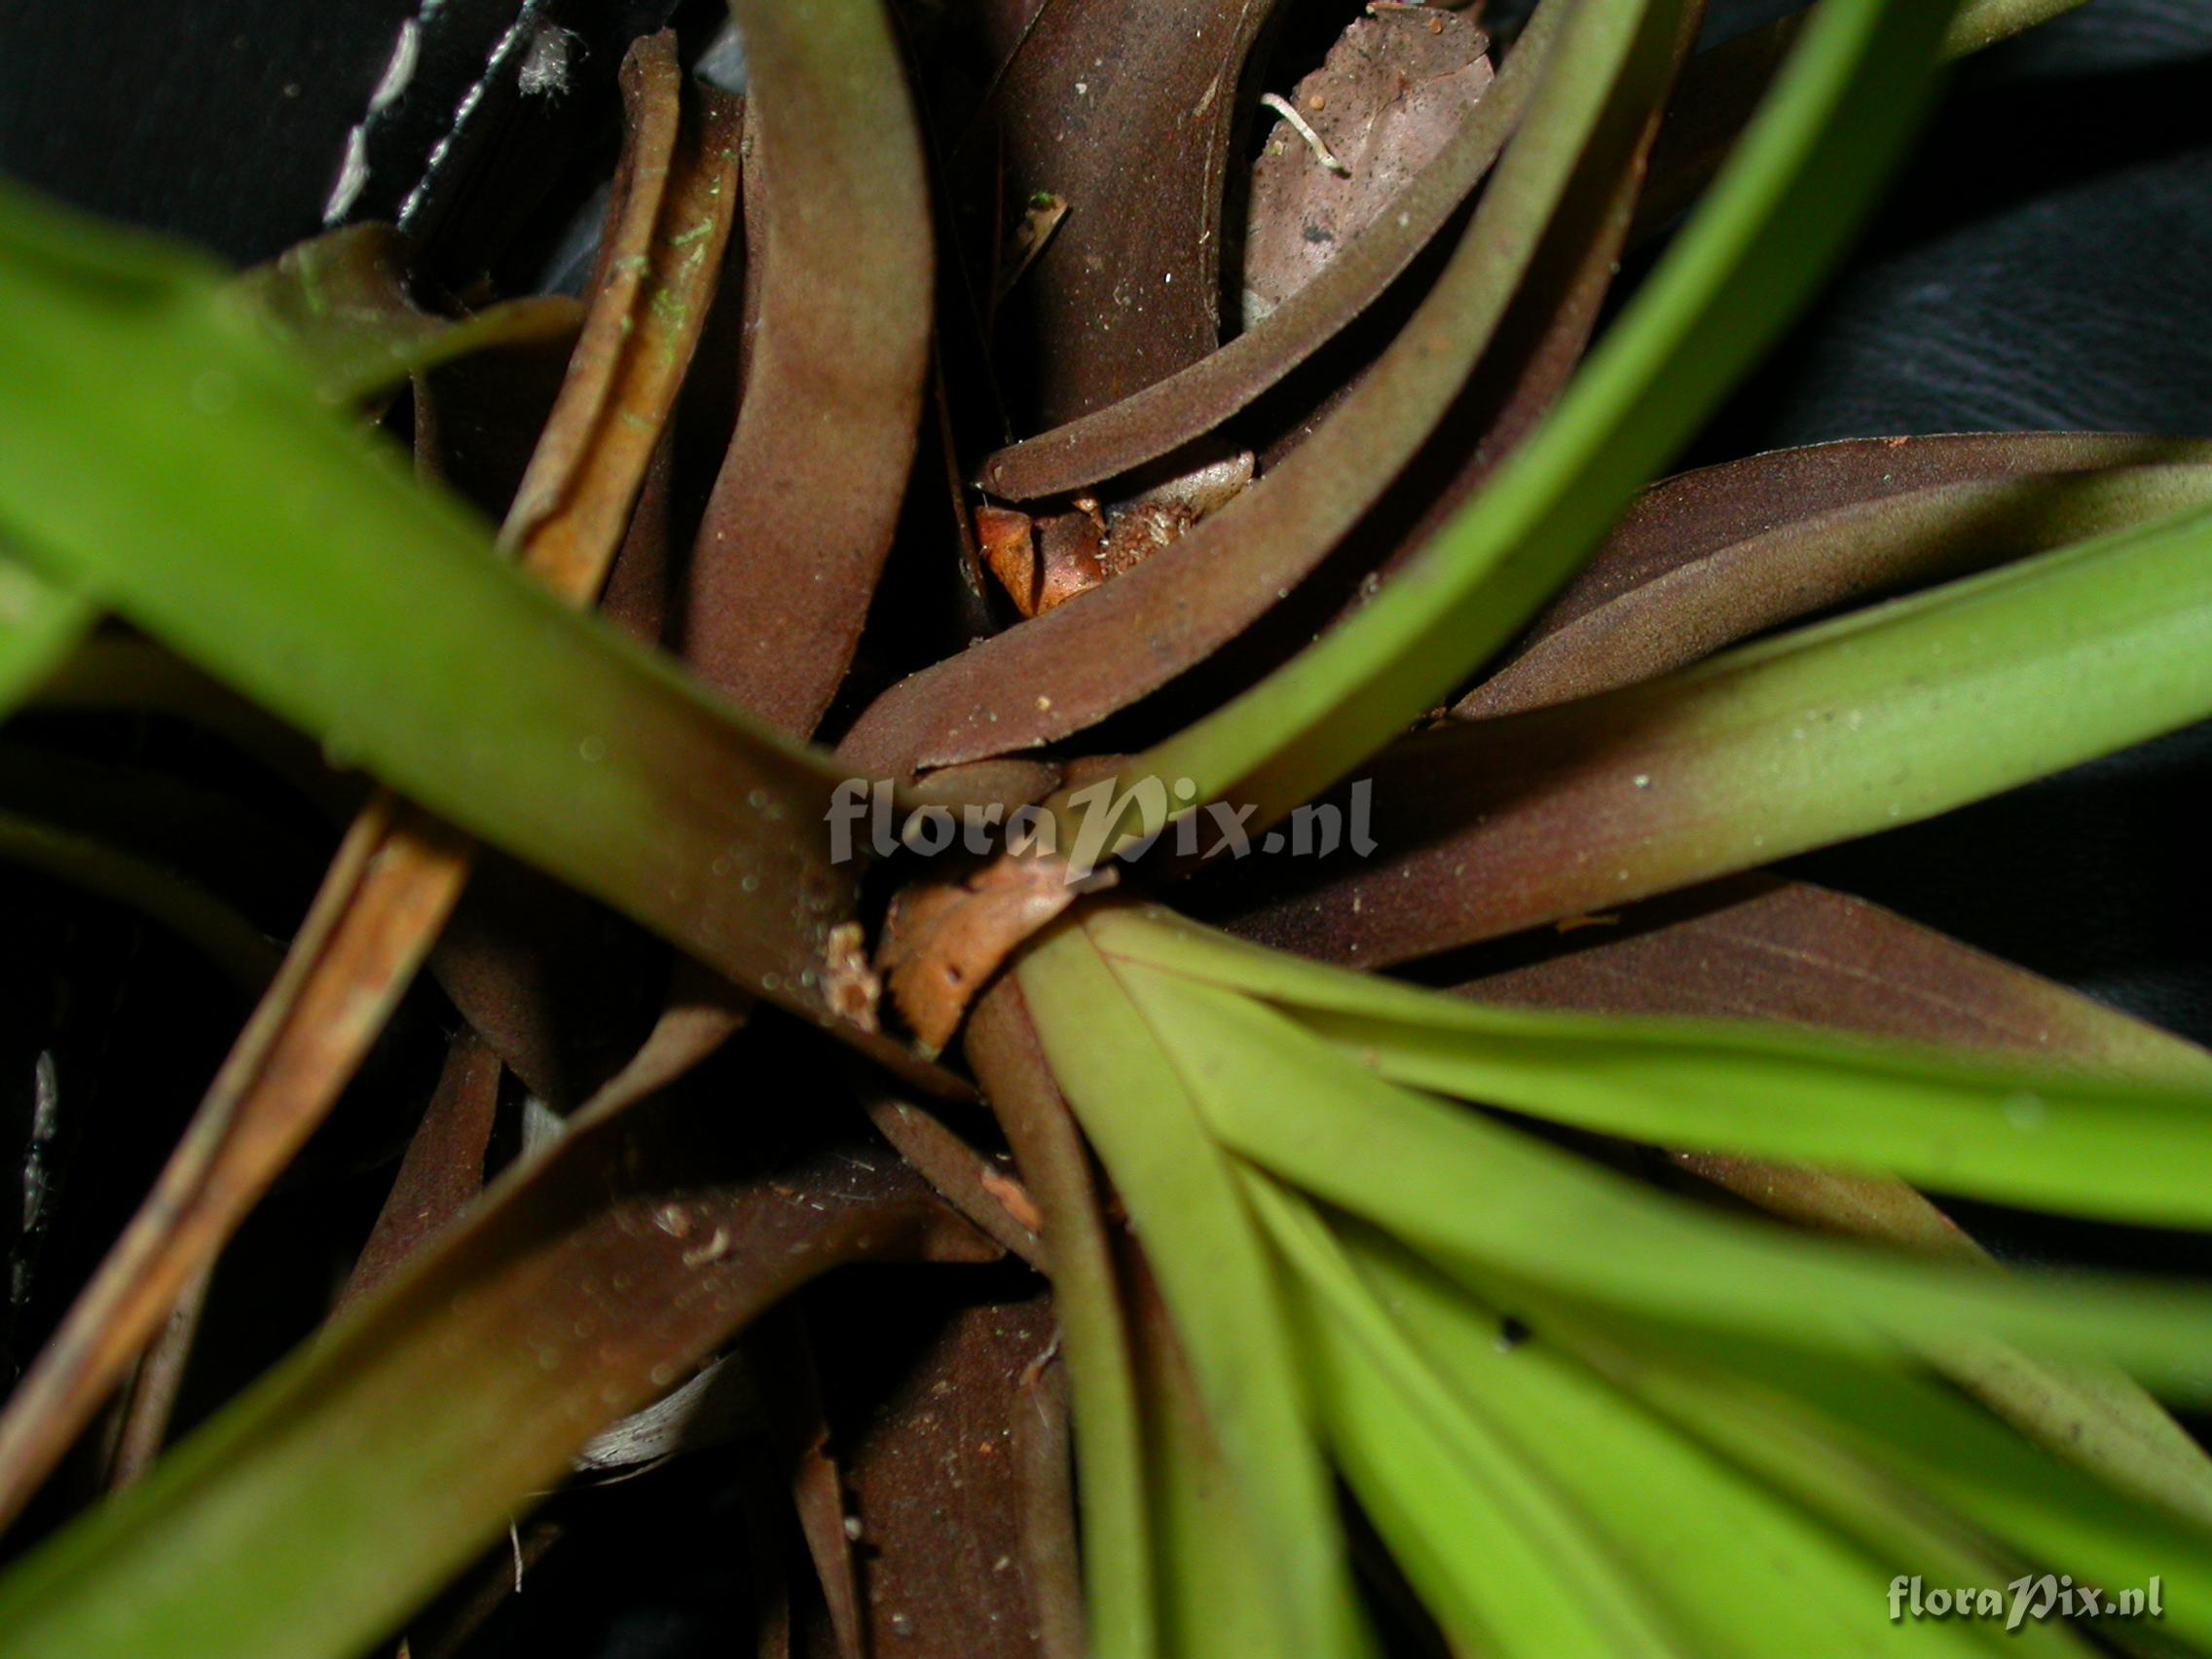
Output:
left=681, top=0, right=933, bottom=737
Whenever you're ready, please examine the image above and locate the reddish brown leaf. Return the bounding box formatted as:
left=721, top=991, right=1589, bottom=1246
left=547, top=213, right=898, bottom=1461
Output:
left=804, top=1278, right=1065, bottom=1658
left=975, top=0, right=1279, bottom=426
left=858, top=1084, right=1047, bottom=1268
left=1456, top=872, right=2212, bottom=1079
left=1459, top=435, right=2212, bottom=717
left=681, top=0, right=934, bottom=738
left=838, top=0, right=1674, bottom=778
left=975, top=3, right=1525, bottom=500
left=340, top=1028, right=504, bottom=1309
left=1241, top=12, right=1493, bottom=327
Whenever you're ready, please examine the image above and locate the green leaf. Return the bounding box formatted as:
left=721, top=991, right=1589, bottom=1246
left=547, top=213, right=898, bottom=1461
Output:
left=1100, top=951, right=2212, bottom=1388
left=1537, top=1307, right=2212, bottom=1652
left=1100, top=0, right=1959, bottom=844
left=0, top=1116, right=993, bottom=1659
left=966, top=987, right=1158, bottom=1659
left=0, top=181, right=864, bottom=1027
left=0, top=556, right=94, bottom=716
left=1016, top=921, right=1373, bottom=1659
left=1246, top=1174, right=1687, bottom=1657
left=1346, top=1227, right=2059, bottom=1658
left=1085, top=906, right=2212, bottom=1227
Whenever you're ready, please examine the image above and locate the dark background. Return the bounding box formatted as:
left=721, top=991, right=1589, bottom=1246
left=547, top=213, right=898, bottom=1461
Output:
left=3, top=1, right=2209, bottom=1651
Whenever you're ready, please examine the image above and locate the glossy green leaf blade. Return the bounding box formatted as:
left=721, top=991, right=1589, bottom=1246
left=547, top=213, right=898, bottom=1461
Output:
left=1015, top=922, right=1373, bottom=1659
left=1084, top=907, right=2212, bottom=1227
left=1114, top=960, right=2212, bottom=1387
left=1111, top=0, right=1958, bottom=841
left=1344, top=1228, right=2054, bottom=1659
left=0, top=555, right=95, bottom=716
left=1245, top=1174, right=1688, bottom=1657
left=0, top=183, right=862, bottom=1026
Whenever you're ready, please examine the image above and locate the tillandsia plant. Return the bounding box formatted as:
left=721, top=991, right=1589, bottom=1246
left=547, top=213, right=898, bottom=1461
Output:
left=2, top=0, right=2212, bottom=1653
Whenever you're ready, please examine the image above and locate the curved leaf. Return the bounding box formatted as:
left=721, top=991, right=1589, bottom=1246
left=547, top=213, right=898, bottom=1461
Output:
left=1112, top=960, right=2212, bottom=1387
left=1459, top=440, right=2212, bottom=717
left=1111, top=0, right=1959, bottom=846
left=0, top=1103, right=995, bottom=1659
left=975, top=3, right=1550, bottom=499
left=1016, top=920, right=1372, bottom=1659
left=681, top=0, right=933, bottom=736
left=0, top=180, right=866, bottom=1026
left=1217, top=499, right=2212, bottom=967
left=840, top=0, right=1681, bottom=776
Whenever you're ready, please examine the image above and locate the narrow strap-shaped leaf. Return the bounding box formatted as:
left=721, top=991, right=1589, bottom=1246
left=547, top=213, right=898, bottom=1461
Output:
left=1460, top=448, right=2212, bottom=717
left=1112, top=963, right=2212, bottom=1387
left=681, top=0, right=932, bottom=736
left=1090, top=904, right=2212, bottom=1226
left=1542, top=1306, right=2212, bottom=1652
left=1124, top=1252, right=1305, bottom=1659
left=1434, top=875, right=2212, bottom=1523
left=0, top=52, right=756, bottom=1530
left=841, top=0, right=1686, bottom=777
left=968, top=982, right=1156, bottom=1659
left=0, top=1112, right=997, bottom=1659
left=0, top=180, right=865, bottom=1024
left=1245, top=1174, right=1689, bottom=1657
left=975, top=0, right=1559, bottom=500
left=1109, top=0, right=1960, bottom=845
left=1215, top=498, right=2212, bottom=967
left=974, top=0, right=1280, bottom=424
left=1351, top=1232, right=2085, bottom=1659
left=1016, top=920, right=1374, bottom=1659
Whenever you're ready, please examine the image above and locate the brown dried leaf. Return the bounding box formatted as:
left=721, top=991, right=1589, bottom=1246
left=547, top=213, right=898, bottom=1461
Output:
left=878, top=855, right=1105, bottom=1057
left=339, top=1028, right=504, bottom=1309
left=1241, top=11, right=1493, bottom=326
left=859, top=1085, right=1047, bottom=1267
left=837, top=0, right=1673, bottom=778
left=803, top=1279, right=1065, bottom=1658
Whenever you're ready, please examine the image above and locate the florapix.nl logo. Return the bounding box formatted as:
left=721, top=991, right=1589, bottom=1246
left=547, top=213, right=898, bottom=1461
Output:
left=827, top=773, right=1378, bottom=880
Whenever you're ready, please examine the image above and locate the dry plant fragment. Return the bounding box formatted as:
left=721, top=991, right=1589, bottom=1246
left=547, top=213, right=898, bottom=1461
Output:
left=1244, top=8, right=1493, bottom=325
left=878, top=855, right=1110, bottom=1055
left=977, top=451, right=1255, bottom=617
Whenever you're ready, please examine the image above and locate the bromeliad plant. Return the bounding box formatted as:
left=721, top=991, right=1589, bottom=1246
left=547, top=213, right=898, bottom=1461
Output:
left=2, top=0, right=2212, bottom=1653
